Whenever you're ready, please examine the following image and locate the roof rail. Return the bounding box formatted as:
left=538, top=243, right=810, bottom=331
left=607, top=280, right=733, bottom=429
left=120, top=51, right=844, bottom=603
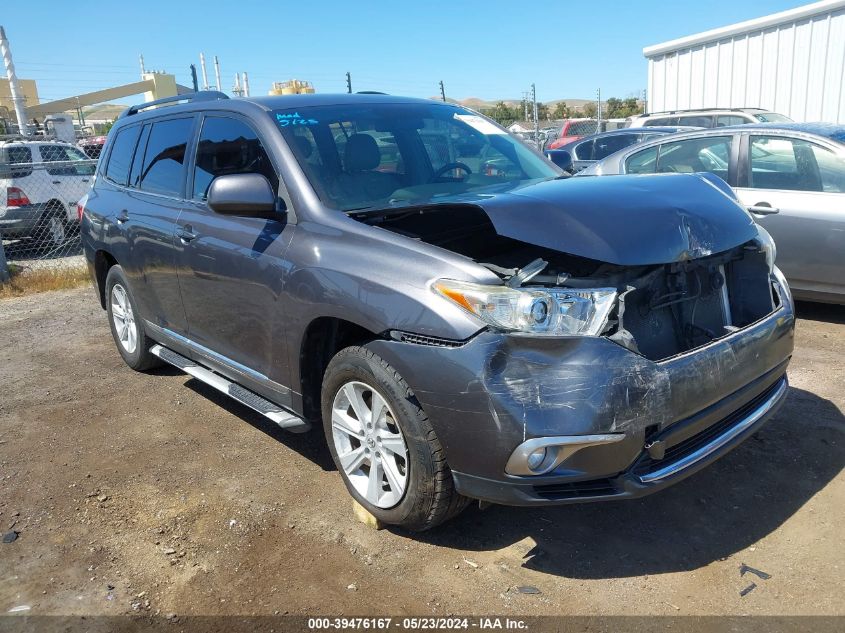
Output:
left=119, top=91, right=229, bottom=119
left=356, top=91, right=388, bottom=95
left=639, top=106, right=766, bottom=117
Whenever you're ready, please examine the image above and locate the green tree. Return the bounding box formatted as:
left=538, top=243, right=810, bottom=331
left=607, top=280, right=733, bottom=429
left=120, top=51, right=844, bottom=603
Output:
left=486, top=101, right=519, bottom=126
left=581, top=102, right=597, bottom=118
left=552, top=102, right=569, bottom=119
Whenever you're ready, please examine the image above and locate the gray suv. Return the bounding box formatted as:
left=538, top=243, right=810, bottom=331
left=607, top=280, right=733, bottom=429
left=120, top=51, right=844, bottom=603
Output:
left=81, top=92, right=794, bottom=530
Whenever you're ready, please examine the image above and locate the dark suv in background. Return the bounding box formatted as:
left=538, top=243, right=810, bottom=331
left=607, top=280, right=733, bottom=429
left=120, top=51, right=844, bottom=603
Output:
left=81, top=92, right=794, bottom=530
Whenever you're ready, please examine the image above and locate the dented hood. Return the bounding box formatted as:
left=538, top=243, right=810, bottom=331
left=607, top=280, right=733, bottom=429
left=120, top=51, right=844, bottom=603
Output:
left=466, top=173, right=758, bottom=266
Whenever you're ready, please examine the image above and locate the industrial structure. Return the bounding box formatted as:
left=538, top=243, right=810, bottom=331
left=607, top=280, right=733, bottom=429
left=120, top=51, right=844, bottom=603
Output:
left=643, top=0, right=845, bottom=123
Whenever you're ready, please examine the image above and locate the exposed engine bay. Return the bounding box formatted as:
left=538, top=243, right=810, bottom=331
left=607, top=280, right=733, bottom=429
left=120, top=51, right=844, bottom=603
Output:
left=358, top=205, right=778, bottom=361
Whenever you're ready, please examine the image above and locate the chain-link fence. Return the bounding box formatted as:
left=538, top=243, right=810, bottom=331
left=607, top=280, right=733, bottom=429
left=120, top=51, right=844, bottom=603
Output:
left=1, top=139, right=97, bottom=280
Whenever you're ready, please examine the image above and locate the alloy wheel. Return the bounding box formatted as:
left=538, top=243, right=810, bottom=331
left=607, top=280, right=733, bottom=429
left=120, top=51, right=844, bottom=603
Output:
left=331, top=380, right=409, bottom=508
left=110, top=284, right=138, bottom=354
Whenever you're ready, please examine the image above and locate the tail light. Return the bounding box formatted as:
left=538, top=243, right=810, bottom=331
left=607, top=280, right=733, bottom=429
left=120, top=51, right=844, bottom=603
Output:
left=77, top=194, right=88, bottom=221
left=6, top=186, right=30, bottom=207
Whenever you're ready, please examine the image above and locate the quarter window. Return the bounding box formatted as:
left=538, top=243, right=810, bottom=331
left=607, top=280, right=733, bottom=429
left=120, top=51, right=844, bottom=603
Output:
left=138, top=118, right=193, bottom=197
left=0, top=145, right=33, bottom=178
left=192, top=117, right=278, bottom=200
left=593, top=133, right=639, bottom=160
left=625, top=146, right=658, bottom=173
left=104, top=124, right=142, bottom=186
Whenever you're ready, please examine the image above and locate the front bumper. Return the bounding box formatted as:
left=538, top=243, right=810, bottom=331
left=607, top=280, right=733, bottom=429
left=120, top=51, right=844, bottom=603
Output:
left=366, top=272, right=795, bottom=506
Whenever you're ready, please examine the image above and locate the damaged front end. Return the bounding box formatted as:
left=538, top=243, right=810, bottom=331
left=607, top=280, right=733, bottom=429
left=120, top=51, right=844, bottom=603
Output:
left=357, top=174, right=794, bottom=505
left=435, top=237, right=780, bottom=363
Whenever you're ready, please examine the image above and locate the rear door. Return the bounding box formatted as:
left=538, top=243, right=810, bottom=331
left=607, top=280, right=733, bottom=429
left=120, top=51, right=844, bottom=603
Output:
left=175, top=113, right=295, bottom=406
left=734, top=133, right=845, bottom=299
left=107, top=116, right=195, bottom=336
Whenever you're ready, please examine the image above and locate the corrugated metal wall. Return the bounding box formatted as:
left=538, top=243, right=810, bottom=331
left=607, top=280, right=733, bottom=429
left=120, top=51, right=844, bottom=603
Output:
left=646, top=4, right=845, bottom=122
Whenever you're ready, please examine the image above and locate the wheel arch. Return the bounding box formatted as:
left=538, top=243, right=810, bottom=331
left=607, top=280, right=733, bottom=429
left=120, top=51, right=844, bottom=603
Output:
left=298, top=316, right=380, bottom=421
left=93, top=250, right=118, bottom=309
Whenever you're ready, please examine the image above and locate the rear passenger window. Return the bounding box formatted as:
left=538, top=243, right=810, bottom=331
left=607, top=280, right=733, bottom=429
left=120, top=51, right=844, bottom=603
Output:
left=40, top=145, right=96, bottom=176
left=716, top=115, right=747, bottom=127
left=104, top=125, right=142, bottom=186
left=678, top=115, right=713, bottom=127
left=138, top=118, right=193, bottom=197
left=645, top=117, right=677, bottom=126
left=656, top=136, right=732, bottom=180
left=192, top=117, right=278, bottom=200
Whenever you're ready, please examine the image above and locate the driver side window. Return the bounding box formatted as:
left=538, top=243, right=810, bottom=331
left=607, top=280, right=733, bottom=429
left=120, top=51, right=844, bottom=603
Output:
left=192, top=116, right=278, bottom=201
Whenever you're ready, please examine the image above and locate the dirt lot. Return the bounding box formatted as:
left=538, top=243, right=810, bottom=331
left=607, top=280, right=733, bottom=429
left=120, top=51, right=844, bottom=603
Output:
left=1, top=285, right=843, bottom=618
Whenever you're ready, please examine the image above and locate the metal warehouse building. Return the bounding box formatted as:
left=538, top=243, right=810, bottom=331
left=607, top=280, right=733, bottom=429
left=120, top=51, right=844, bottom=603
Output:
left=643, top=0, right=845, bottom=122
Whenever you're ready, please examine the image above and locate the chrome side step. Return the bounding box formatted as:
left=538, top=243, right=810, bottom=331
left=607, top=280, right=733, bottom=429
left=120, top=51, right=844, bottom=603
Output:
left=150, top=344, right=310, bottom=433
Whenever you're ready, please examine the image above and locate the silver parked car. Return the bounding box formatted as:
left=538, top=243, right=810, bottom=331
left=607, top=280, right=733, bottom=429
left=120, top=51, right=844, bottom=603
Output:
left=580, top=123, right=845, bottom=304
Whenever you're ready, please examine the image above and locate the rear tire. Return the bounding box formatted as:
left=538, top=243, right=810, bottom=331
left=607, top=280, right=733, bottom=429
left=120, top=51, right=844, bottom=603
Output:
left=321, top=346, right=470, bottom=531
left=36, top=209, right=66, bottom=251
left=104, top=265, right=161, bottom=371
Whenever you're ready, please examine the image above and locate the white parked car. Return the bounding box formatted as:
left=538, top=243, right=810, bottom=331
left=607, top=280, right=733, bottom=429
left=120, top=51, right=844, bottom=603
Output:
left=0, top=139, right=96, bottom=249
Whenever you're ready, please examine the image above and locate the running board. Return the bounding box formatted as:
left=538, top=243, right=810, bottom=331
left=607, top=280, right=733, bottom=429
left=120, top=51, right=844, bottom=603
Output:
left=150, top=344, right=310, bottom=433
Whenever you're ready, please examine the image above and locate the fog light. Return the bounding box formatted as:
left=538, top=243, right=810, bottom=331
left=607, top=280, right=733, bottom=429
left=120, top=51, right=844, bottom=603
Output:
left=527, top=447, right=547, bottom=471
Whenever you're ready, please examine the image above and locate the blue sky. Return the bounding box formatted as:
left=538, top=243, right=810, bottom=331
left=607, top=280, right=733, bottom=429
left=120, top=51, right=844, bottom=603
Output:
left=5, top=0, right=807, bottom=104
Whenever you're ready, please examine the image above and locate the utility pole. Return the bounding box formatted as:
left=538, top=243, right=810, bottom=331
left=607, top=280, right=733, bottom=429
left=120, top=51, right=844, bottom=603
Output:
left=139, top=53, right=146, bottom=79
left=233, top=73, right=242, bottom=97
left=439, top=80, right=446, bottom=102
left=642, top=88, right=648, bottom=114
left=596, top=88, right=602, bottom=133
left=190, top=64, right=199, bottom=92
left=0, top=238, right=9, bottom=283
left=523, top=91, right=529, bottom=122
left=346, top=71, right=352, bottom=94
left=531, top=83, right=538, bottom=146
left=243, top=72, right=250, bottom=97
left=0, top=26, right=29, bottom=137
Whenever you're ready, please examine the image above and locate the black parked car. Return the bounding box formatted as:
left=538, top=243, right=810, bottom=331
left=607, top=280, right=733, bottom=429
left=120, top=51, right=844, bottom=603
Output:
left=546, top=127, right=700, bottom=173
left=80, top=92, right=794, bottom=530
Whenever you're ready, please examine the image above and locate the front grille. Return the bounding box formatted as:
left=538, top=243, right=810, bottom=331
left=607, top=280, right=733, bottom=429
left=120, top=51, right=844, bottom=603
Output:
left=390, top=331, right=466, bottom=348
left=533, top=478, right=618, bottom=500
left=632, top=376, right=784, bottom=477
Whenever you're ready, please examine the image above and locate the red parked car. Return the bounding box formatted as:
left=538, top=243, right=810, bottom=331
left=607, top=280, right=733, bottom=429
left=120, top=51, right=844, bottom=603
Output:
left=544, top=119, right=600, bottom=150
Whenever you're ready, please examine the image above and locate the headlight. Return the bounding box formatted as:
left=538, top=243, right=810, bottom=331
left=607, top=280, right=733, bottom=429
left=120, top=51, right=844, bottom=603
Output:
left=433, top=279, right=616, bottom=336
left=754, top=226, right=776, bottom=273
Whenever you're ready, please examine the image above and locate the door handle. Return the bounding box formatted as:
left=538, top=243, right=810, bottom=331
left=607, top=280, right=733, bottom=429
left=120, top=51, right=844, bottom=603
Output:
left=116, top=209, right=129, bottom=224
left=177, top=225, right=197, bottom=243
left=747, top=203, right=779, bottom=215
left=52, top=180, right=61, bottom=185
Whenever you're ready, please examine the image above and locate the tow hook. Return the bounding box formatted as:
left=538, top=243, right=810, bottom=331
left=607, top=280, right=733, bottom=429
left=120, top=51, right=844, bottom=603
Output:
left=645, top=439, right=666, bottom=461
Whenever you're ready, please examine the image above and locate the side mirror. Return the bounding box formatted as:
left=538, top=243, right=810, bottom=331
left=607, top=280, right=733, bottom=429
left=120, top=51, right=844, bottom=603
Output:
left=545, top=149, right=573, bottom=173
left=207, top=173, right=280, bottom=217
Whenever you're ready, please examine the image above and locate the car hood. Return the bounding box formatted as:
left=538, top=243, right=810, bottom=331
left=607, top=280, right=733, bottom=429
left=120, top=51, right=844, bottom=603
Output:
left=439, top=173, right=757, bottom=266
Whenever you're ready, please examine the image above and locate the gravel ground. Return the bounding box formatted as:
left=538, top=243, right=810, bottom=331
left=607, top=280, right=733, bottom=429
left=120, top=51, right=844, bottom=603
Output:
left=0, top=286, right=842, bottom=618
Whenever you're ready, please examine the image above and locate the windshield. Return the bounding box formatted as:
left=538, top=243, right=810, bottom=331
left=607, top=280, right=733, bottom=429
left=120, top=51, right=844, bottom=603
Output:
left=271, top=103, right=558, bottom=211
left=754, top=112, right=793, bottom=123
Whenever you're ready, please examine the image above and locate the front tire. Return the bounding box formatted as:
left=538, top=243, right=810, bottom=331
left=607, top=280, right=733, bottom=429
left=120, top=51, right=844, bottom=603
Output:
left=105, top=265, right=161, bottom=371
left=321, top=346, right=469, bottom=531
